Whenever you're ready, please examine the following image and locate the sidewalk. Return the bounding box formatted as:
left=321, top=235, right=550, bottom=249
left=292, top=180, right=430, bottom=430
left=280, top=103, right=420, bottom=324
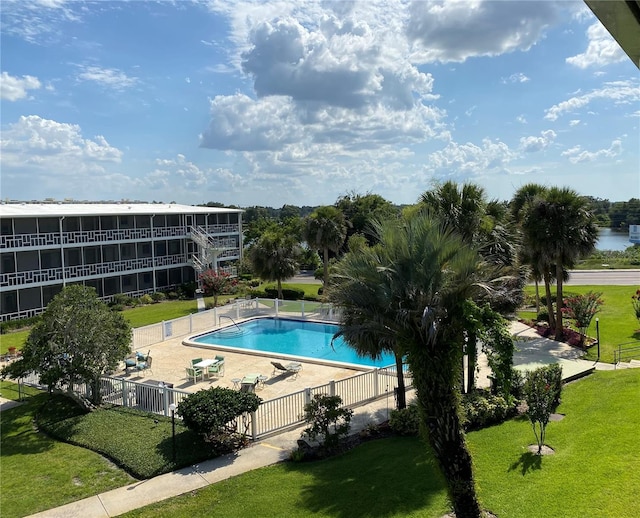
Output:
left=23, top=321, right=598, bottom=517
left=25, top=395, right=396, bottom=518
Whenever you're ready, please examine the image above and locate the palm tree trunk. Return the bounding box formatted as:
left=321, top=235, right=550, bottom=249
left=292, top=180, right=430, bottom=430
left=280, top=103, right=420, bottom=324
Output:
left=466, top=333, right=477, bottom=393
left=277, top=278, right=283, bottom=300
left=534, top=279, right=540, bottom=314
left=394, top=353, right=407, bottom=409
left=555, top=263, right=564, bottom=340
left=323, top=247, right=329, bottom=285
left=412, top=330, right=482, bottom=518
left=543, top=271, right=555, bottom=329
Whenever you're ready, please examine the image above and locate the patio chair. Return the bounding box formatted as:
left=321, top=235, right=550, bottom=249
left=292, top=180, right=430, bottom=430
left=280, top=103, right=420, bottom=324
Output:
left=271, top=361, right=302, bottom=379
left=136, top=356, right=153, bottom=375
left=191, top=358, right=203, bottom=366
left=186, top=365, right=203, bottom=383
left=240, top=374, right=259, bottom=392
left=208, top=355, right=225, bottom=377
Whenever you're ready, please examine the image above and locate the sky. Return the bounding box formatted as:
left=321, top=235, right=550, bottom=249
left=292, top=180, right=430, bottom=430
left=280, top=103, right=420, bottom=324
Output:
left=1, top=0, right=639, bottom=208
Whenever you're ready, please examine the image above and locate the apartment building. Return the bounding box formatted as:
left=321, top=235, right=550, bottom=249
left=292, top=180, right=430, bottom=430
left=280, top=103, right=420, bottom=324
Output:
left=0, top=202, right=243, bottom=322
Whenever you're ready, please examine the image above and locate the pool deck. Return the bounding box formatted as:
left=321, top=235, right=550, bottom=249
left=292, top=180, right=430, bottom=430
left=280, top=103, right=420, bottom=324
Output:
left=118, top=318, right=596, bottom=400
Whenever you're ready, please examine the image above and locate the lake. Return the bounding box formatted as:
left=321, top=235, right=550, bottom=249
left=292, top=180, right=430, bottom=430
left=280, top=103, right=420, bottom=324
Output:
left=596, top=228, right=632, bottom=251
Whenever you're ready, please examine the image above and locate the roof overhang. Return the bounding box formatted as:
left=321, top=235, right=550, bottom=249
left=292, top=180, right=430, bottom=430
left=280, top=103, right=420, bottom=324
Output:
left=585, top=0, right=640, bottom=69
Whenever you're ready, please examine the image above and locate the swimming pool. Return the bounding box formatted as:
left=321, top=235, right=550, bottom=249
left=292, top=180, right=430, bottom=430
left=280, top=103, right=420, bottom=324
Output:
left=190, top=317, right=395, bottom=368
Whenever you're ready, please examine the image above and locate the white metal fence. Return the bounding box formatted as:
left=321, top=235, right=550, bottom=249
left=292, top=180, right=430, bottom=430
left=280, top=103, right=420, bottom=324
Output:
left=14, top=364, right=412, bottom=441
left=132, top=298, right=340, bottom=349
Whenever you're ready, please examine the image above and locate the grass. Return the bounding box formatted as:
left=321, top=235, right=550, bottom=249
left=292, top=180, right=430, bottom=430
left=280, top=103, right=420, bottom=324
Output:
left=518, top=285, right=640, bottom=362
left=0, top=384, right=135, bottom=518
left=0, top=329, right=29, bottom=354
left=123, top=436, right=451, bottom=518
left=2, top=368, right=639, bottom=517
left=37, top=395, right=214, bottom=479
left=116, top=370, right=640, bottom=518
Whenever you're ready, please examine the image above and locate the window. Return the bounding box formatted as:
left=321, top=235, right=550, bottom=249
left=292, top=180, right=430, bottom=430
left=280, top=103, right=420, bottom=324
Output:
left=119, top=215, right=131, bottom=229
left=40, top=250, right=62, bottom=269
left=81, top=216, right=99, bottom=231
left=62, top=217, right=80, bottom=232
left=137, top=242, right=152, bottom=258
left=166, top=214, right=180, bottom=227
left=1, top=253, right=15, bottom=274
left=19, top=287, right=42, bottom=310
left=16, top=251, right=39, bottom=272
left=100, top=216, right=117, bottom=230
left=83, top=246, right=101, bottom=264
left=168, top=239, right=181, bottom=255
left=122, top=274, right=137, bottom=291
left=65, top=248, right=82, bottom=266
left=136, top=215, right=151, bottom=228
left=85, top=278, right=103, bottom=297
left=102, top=245, right=119, bottom=262
left=38, top=218, right=59, bottom=233
left=14, top=218, right=37, bottom=235
left=104, top=276, right=119, bottom=295
left=1, top=291, right=18, bottom=313
left=1, top=218, right=12, bottom=236
left=120, top=244, right=135, bottom=260
left=42, top=285, right=62, bottom=306
left=154, top=241, right=167, bottom=257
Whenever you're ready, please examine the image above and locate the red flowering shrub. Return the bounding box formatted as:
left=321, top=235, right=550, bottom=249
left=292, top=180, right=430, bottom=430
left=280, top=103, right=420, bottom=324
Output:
left=199, top=270, right=237, bottom=307
left=562, top=291, right=603, bottom=345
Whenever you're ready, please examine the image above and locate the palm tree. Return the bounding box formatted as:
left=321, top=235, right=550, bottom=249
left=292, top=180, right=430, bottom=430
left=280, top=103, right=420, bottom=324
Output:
left=328, top=213, right=485, bottom=517
left=248, top=229, right=299, bottom=299
left=526, top=187, right=598, bottom=338
left=304, top=206, right=347, bottom=285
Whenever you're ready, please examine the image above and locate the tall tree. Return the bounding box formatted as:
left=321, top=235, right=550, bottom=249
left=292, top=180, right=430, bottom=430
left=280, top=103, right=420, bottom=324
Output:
left=328, top=213, right=487, bottom=517
left=335, top=192, right=397, bottom=246
left=524, top=187, right=598, bottom=339
left=303, top=206, right=347, bottom=285
left=248, top=229, right=299, bottom=299
left=1, top=285, right=131, bottom=406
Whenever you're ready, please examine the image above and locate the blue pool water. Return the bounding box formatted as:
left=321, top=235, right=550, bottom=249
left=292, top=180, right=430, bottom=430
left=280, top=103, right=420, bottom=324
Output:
left=193, top=318, right=395, bottom=368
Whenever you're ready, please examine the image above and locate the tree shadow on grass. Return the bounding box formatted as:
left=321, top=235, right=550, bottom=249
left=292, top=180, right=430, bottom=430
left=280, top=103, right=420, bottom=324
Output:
left=284, top=436, right=450, bottom=518
left=508, top=451, right=542, bottom=476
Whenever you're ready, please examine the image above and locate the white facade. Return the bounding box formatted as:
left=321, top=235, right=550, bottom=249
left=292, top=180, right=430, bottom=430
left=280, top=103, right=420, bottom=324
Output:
left=0, top=203, right=243, bottom=321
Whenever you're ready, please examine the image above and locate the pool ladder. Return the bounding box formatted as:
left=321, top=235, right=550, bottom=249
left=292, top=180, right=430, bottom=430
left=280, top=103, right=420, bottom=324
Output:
left=218, top=315, right=246, bottom=337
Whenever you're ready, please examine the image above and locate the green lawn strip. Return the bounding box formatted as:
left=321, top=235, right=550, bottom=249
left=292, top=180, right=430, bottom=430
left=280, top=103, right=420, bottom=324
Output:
left=37, top=395, right=215, bottom=479
left=469, top=370, right=640, bottom=518
left=521, top=285, right=640, bottom=362
left=0, top=391, right=134, bottom=518
left=261, top=282, right=323, bottom=299
left=122, top=436, right=451, bottom=518
left=0, top=329, right=29, bottom=353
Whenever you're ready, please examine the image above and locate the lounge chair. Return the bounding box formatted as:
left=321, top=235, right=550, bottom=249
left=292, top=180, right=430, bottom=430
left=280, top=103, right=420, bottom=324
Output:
left=186, top=365, right=203, bottom=383
left=271, top=361, right=302, bottom=379
left=240, top=374, right=259, bottom=392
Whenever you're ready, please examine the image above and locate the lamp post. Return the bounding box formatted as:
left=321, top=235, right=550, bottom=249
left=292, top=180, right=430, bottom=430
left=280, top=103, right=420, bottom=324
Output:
left=595, top=318, right=600, bottom=362
left=169, top=403, right=177, bottom=463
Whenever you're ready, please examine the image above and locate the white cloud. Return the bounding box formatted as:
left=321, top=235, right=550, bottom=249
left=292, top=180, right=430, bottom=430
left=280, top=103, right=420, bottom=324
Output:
left=0, top=115, right=122, bottom=171
left=406, top=0, right=560, bottom=63
left=516, top=115, right=527, bottom=124
left=569, top=119, right=580, bottom=126
left=519, top=129, right=556, bottom=152
left=1, top=0, right=81, bottom=45
left=561, top=139, right=622, bottom=163
left=426, top=138, right=517, bottom=178
left=566, top=22, right=627, bottom=68
left=150, top=154, right=246, bottom=193
left=75, top=65, right=138, bottom=91
left=501, top=72, right=530, bottom=84
left=544, top=81, right=640, bottom=121
left=0, top=71, right=42, bottom=101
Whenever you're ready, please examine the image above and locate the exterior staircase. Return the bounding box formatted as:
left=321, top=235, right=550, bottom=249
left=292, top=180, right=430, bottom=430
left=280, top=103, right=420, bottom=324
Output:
left=615, top=359, right=640, bottom=370
left=189, top=225, right=234, bottom=277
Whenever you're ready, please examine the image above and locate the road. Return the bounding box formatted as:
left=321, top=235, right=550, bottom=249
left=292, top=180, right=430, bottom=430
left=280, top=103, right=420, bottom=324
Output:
left=290, top=270, right=639, bottom=286
left=565, top=269, right=640, bottom=286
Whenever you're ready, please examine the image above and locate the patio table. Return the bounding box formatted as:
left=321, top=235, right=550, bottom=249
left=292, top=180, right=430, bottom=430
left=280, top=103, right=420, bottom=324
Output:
left=194, top=358, right=220, bottom=379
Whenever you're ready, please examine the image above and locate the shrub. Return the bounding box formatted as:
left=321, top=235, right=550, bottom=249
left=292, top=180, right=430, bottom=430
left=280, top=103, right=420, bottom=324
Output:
left=249, top=279, right=260, bottom=288
left=264, top=287, right=305, bottom=300
left=302, top=394, right=353, bottom=451
left=389, top=402, right=420, bottom=436
left=536, top=308, right=549, bottom=323
left=523, top=364, right=563, bottom=454
left=460, top=390, right=517, bottom=431
left=562, top=291, right=603, bottom=345
left=138, top=294, right=153, bottom=305
left=166, top=291, right=179, bottom=300
left=0, top=315, right=40, bottom=334
left=632, top=289, right=640, bottom=325
left=151, top=292, right=166, bottom=303
left=177, top=387, right=261, bottom=454
left=110, top=293, right=131, bottom=307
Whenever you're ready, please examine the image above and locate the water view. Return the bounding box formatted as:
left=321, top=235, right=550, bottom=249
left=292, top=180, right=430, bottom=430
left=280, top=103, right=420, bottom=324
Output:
left=596, top=228, right=632, bottom=252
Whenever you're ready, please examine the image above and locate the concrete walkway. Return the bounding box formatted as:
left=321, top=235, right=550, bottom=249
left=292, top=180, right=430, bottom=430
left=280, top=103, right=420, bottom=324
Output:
left=25, top=396, right=395, bottom=518
left=21, top=320, right=602, bottom=517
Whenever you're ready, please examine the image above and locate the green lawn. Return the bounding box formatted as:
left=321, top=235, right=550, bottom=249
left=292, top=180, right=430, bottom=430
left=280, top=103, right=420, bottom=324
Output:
left=2, top=370, right=639, bottom=517
left=520, top=285, right=640, bottom=362
left=118, top=370, right=640, bottom=518
left=0, top=385, right=135, bottom=518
